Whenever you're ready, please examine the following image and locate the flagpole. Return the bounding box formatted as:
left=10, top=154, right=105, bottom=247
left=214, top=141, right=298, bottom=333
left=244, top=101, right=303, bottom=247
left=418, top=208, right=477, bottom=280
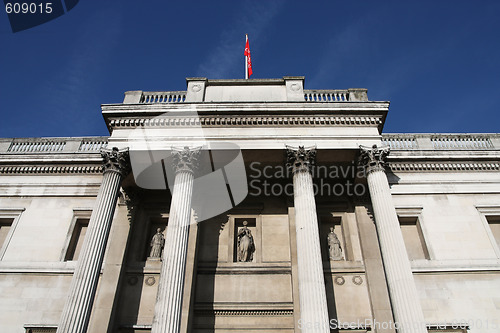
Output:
left=245, top=34, right=248, bottom=79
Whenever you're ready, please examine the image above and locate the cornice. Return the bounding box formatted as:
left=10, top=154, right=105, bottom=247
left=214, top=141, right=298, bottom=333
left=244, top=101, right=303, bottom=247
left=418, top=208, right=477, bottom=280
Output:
left=0, top=165, right=103, bottom=174
left=108, top=114, right=384, bottom=129
left=101, top=101, right=389, bottom=113
left=388, top=161, right=500, bottom=172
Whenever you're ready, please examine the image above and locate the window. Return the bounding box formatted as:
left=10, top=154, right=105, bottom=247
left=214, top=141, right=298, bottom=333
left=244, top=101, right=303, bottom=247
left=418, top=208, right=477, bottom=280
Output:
left=64, top=218, right=89, bottom=261
left=0, top=208, right=24, bottom=260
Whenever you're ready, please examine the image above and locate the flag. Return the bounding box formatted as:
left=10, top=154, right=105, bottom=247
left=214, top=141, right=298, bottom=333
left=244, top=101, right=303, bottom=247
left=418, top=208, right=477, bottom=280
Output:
left=245, top=35, right=253, bottom=78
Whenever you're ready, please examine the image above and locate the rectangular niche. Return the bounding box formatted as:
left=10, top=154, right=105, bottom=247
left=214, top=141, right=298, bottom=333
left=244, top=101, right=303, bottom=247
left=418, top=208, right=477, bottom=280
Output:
left=486, top=215, right=500, bottom=252
left=64, top=218, right=90, bottom=261
left=0, top=218, right=14, bottom=251
left=143, top=215, right=168, bottom=261
left=62, top=209, right=92, bottom=262
left=233, top=217, right=257, bottom=263
left=320, top=215, right=346, bottom=262
left=0, top=208, right=25, bottom=260
left=398, top=216, right=430, bottom=260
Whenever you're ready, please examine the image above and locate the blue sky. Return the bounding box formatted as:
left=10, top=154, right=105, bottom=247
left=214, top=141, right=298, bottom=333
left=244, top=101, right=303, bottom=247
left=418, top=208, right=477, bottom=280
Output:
left=1, top=0, right=499, bottom=138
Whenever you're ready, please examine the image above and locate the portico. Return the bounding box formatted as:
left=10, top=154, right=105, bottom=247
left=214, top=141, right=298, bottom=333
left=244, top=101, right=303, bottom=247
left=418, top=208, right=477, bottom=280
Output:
left=53, top=77, right=431, bottom=333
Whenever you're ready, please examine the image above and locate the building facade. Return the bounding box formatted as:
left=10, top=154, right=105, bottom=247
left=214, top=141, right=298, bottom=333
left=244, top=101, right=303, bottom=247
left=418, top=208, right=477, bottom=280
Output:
left=0, top=77, right=499, bottom=333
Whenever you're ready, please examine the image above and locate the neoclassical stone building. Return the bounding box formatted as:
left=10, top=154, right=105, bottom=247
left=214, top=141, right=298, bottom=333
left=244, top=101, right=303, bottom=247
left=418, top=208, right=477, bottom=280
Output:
left=1, top=77, right=499, bottom=333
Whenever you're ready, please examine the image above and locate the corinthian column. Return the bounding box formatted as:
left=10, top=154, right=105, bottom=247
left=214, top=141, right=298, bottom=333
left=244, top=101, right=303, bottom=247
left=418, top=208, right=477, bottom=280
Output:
left=151, top=147, right=200, bottom=333
left=57, top=147, right=130, bottom=333
left=286, top=146, right=329, bottom=333
left=359, top=145, right=427, bottom=333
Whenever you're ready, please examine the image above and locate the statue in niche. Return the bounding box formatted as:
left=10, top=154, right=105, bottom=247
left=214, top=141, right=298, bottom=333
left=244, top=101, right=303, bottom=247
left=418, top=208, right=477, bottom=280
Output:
left=149, top=228, right=165, bottom=259
left=328, top=227, right=343, bottom=260
left=237, top=221, right=255, bottom=262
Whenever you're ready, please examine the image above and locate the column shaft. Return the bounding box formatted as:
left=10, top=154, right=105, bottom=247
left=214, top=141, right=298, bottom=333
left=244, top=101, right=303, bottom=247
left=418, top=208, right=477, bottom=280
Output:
left=287, top=145, right=329, bottom=333
left=361, top=145, right=427, bottom=333
left=57, top=147, right=129, bottom=333
left=151, top=146, right=199, bottom=333
left=58, top=173, right=123, bottom=333
left=293, top=171, right=330, bottom=332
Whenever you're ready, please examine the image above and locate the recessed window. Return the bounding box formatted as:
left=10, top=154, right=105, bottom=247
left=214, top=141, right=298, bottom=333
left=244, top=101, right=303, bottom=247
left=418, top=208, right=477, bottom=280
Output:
left=0, top=208, right=25, bottom=260
left=486, top=215, right=500, bottom=250
left=476, top=206, right=500, bottom=258
left=399, top=216, right=429, bottom=260
left=0, top=218, right=13, bottom=248
left=64, top=218, right=89, bottom=261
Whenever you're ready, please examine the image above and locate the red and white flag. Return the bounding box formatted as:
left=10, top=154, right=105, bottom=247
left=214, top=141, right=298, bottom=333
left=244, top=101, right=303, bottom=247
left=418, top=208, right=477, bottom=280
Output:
left=245, top=34, right=252, bottom=79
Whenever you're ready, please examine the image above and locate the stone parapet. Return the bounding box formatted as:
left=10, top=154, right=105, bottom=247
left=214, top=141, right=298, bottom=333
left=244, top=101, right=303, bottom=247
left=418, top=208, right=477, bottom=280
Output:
left=0, top=137, right=108, bottom=154
left=120, top=77, right=368, bottom=103
left=382, top=133, right=500, bottom=150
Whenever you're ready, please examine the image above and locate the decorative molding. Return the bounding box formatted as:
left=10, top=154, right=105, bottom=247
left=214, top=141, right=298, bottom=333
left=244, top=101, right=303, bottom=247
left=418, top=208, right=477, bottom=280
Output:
left=24, top=325, right=57, bottom=333
left=108, top=115, right=383, bottom=128
left=195, top=309, right=293, bottom=316
left=101, top=147, right=131, bottom=177
left=388, top=161, right=500, bottom=172
left=352, top=275, right=363, bottom=285
left=196, top=264, right=291, bottom=275
left=286, top=145, right=316, bottom=174
left=359, top=144, right=390, bottom=174
left=334, top=276, right=345, bottom=285
left=145, top=276, right=156, bottom=286
left=0, top=165, right=102, bottom=174
left=127, top=276, right=138, bottom=285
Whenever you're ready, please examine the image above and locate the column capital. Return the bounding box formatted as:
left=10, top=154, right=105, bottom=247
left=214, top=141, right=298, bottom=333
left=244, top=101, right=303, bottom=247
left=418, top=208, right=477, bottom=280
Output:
left=101, top=147, right=131, bottom=177
left=359, top=144, right=390, bottom=174
left=286, top=145, right=316, bottom=174
left=171, top=146, right=201, bottom=174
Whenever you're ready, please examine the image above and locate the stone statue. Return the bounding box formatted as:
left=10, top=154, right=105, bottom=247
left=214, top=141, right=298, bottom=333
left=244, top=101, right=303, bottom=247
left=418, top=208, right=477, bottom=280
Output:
left=328, top=227, right=343, bottom=260
left=237, top=221, right=255, bottom=262
left=149, top=228, right=165, bottom=259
